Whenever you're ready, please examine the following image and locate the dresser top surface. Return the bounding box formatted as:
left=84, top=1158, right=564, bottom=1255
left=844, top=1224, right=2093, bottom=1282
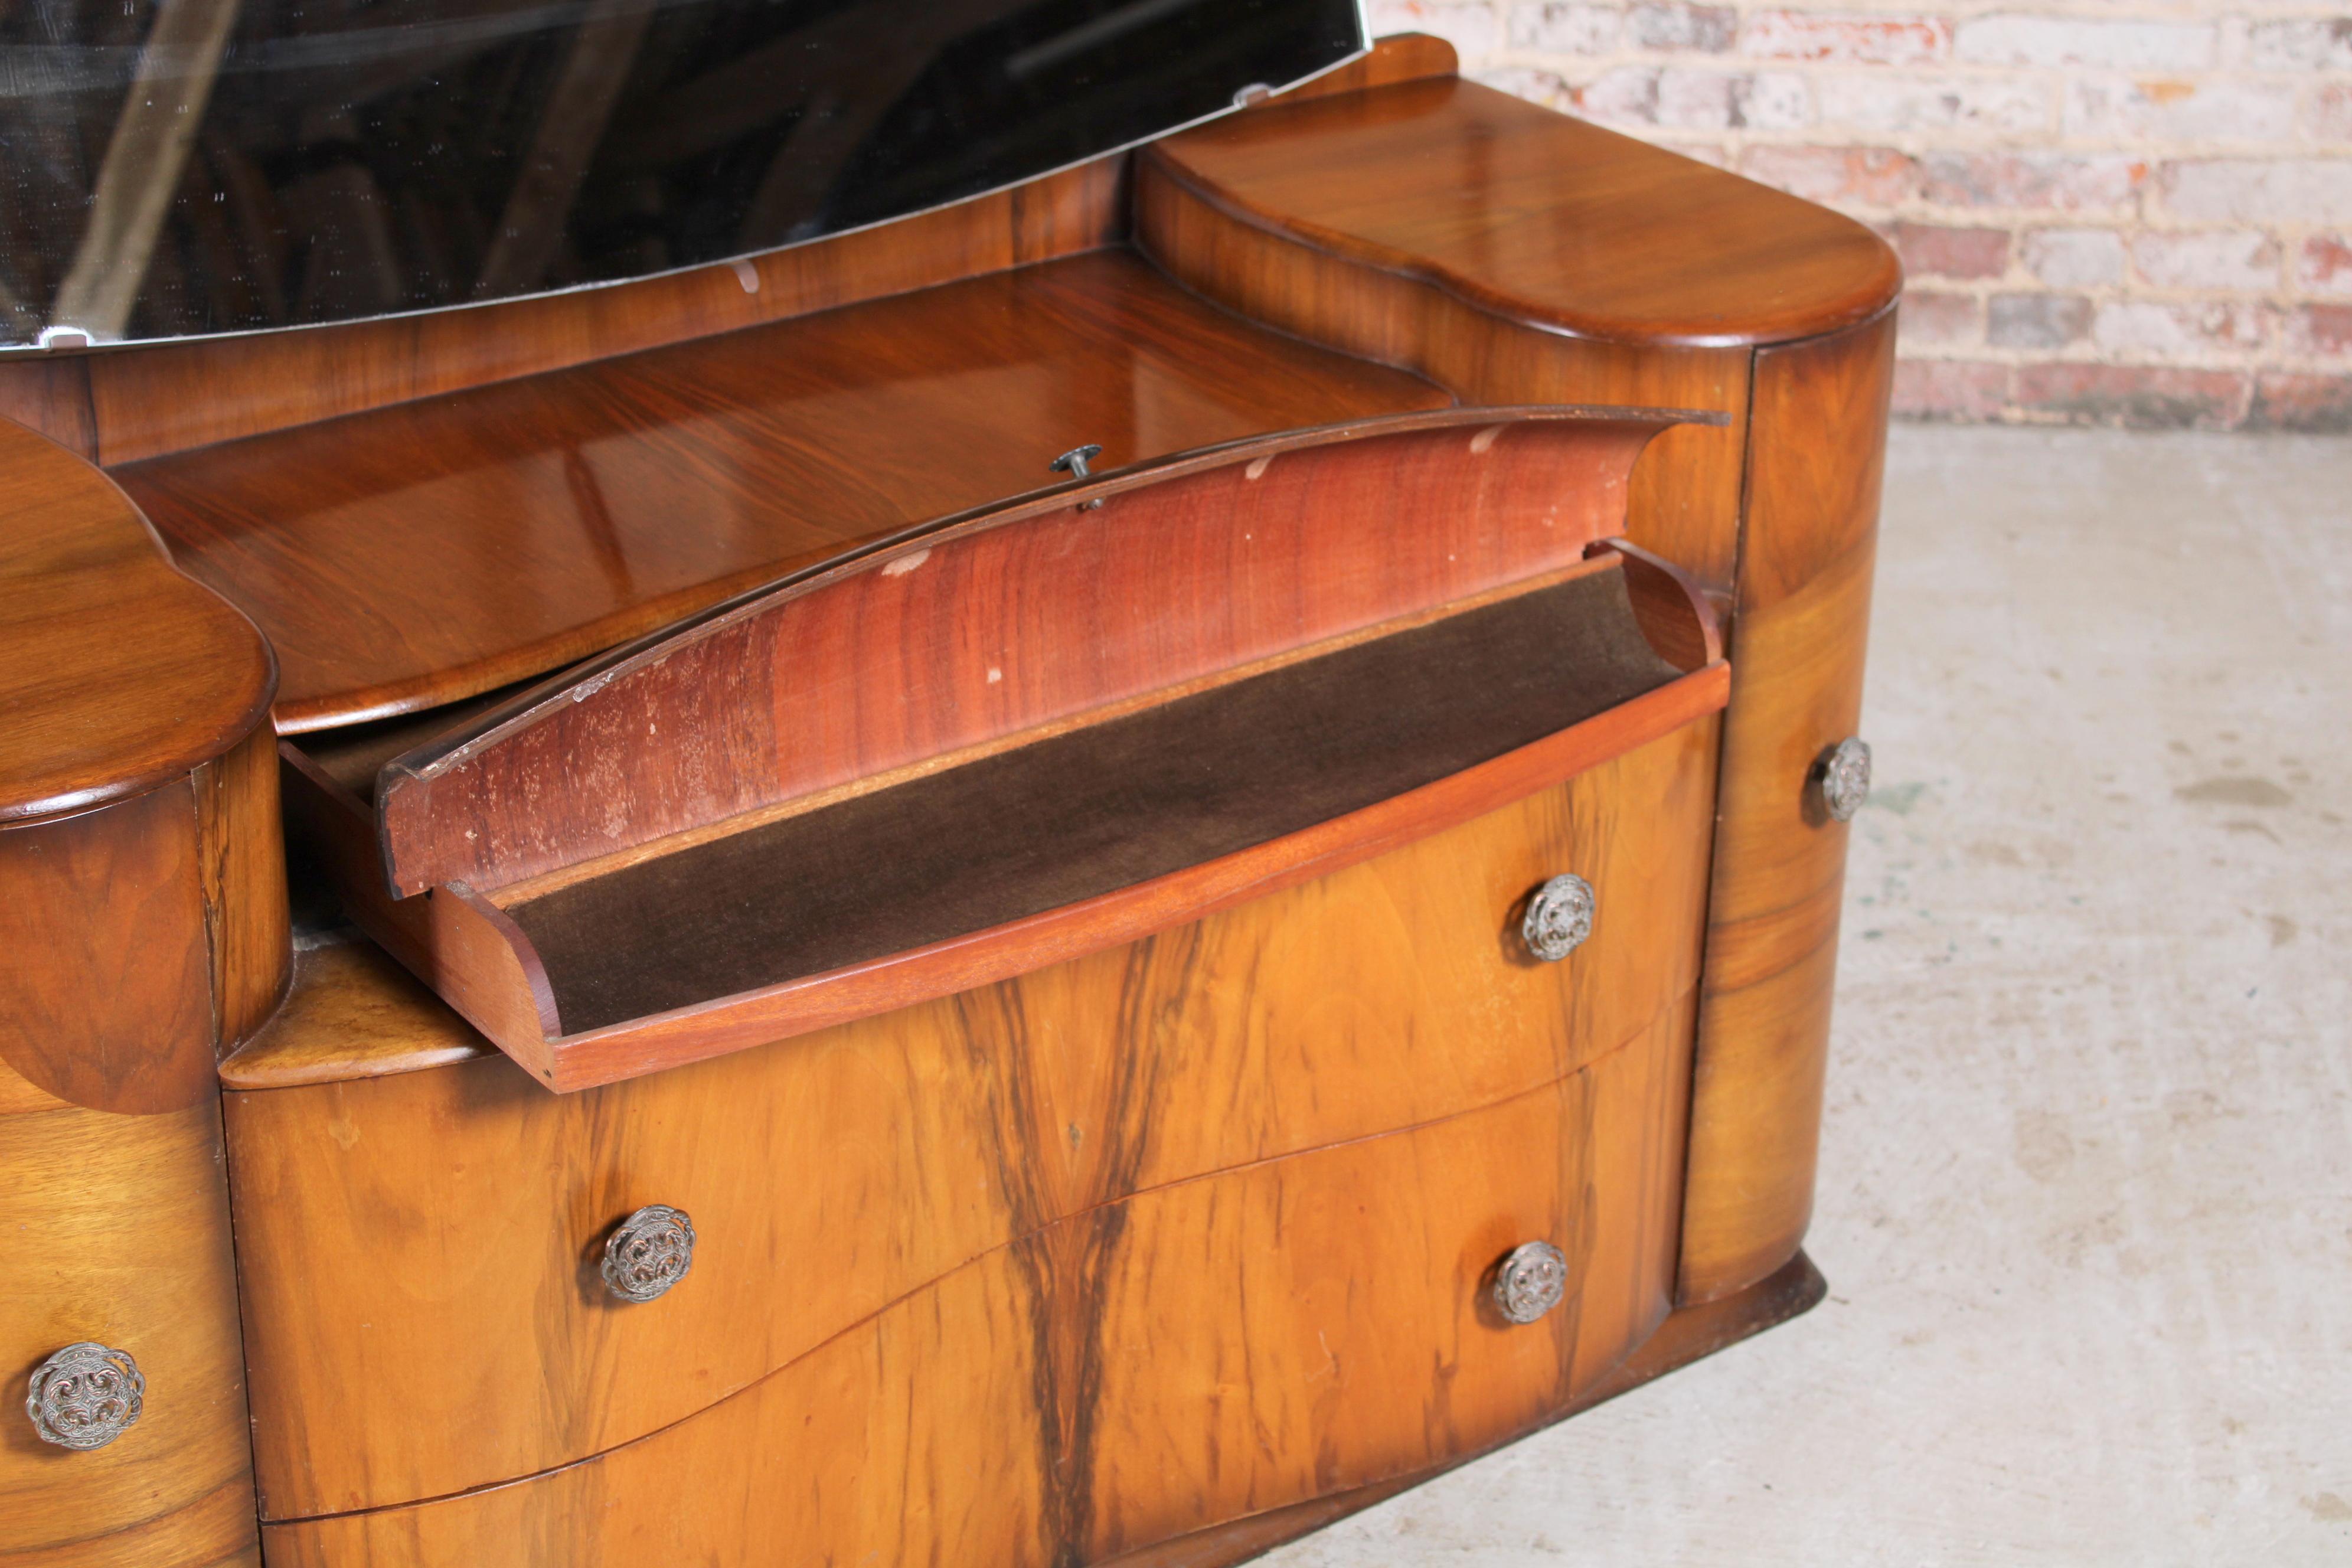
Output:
left=1151, top=76, right=1902, bottom=349
left=116, top=249, right=1448, bottom=734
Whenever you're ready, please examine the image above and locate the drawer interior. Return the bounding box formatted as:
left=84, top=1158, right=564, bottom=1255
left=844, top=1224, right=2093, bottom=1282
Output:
left=512, top=567, right=1678, bottom=1032
left=276, top=408, right=1727, bottom=1089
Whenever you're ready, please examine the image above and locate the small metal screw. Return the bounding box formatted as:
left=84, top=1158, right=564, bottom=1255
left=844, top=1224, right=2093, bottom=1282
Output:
left=1051, top=444, right=1105, bottom=509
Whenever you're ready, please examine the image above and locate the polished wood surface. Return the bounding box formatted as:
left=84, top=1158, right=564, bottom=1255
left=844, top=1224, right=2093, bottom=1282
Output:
left=373, top=410, right=1681, bottom=897
left=1133, top=133, right=1755, bottom=591
left=1145, top=76, right=1899, bottom=350
left=502, top=568, right=1687, bottom=1033
left=254, top=1016, right=1690, bottom=1567
left=218, top=940, right=494, bottom=1090
left=1680, top=308, right=1897, bottom=1304
left=0, top=781, right=215, bottom=1115
left=227, top=720, right=1717, bottom=1517
left=1110, top=1248, right=1830, bottom=1568
left=0, top=419, right=273, bottom=826
left=194, top=724, right=292, bottom=1053
left=116, top=251, right=1448, bottom=731
left=0, top=34, right=1451, bottom=468
left=0, top=1092, right=260, bottom=1568
left=299, top=657, right=1723, bottom=1092
left=0, top=155, right=1126, bottom=466
left=1587, top=537, right=1724, bottom=671
left=1136, top=81, right=1897, bottom=1309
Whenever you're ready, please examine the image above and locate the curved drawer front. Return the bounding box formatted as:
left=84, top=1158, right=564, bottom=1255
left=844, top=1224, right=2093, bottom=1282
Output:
left=0, top=1096, right=260, bottom=1568
left=226, top=720, right=1718, bottom=1518
left=260, top=1014, right=1691, bottom=1567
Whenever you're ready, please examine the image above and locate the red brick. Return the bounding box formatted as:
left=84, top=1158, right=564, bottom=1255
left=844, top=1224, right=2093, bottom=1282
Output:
left=1925, top=152, right=2147, bottom=213
left=2288, top=305, right=2352, bottom=357
left=1740, top=145, right=1922, bottom=208
left=1893, top=359, right=2010, bottom=421
left=1741, top=11, right=1950, bottom=65
left=2298, top=235, right=2352, bottom=297
left=1884, top=221, right=2011, bottom=280
left=2011, top=364, right=2250, bottom=429
left=2247, top=373, right=2352, bottom=434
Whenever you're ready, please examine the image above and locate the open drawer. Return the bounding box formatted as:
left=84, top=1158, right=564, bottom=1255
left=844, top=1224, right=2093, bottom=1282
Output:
left=282, top=407, right=1729, bottom=1091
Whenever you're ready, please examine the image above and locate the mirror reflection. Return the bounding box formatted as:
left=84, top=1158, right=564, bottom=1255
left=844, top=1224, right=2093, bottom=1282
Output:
left=0, top=0, right=1362, bottom=347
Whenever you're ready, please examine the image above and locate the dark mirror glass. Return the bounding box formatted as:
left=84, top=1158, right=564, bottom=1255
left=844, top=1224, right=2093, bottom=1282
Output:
left=0, top=0, right=1363, bottom=348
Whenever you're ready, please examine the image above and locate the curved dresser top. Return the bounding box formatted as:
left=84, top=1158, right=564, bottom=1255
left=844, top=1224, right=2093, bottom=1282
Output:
left=118, top=252, right=1448, bottom=734
left=0, top=419, right=275, bottom=825
left=1148, top=74, right=1904, bottom=349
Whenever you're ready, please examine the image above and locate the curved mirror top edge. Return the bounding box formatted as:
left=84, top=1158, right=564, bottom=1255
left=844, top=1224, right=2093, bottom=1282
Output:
left=0, top=0, right=1366, bottom=351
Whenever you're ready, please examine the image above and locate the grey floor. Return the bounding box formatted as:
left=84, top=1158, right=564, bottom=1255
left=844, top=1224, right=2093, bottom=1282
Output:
left=1262, top=424, right=2352, bottom=1564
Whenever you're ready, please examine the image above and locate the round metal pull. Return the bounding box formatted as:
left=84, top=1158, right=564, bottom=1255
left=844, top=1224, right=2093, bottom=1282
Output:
left=1520, top=874, right=1595, bottom=962
left=26, top=1342, right=144, bottom=1450
left=1492, top=1242, right=1570, bottom=1325
left=1819, top=736, right=1872, bottom=822
left=601, top=1204, right=695, bottom=1303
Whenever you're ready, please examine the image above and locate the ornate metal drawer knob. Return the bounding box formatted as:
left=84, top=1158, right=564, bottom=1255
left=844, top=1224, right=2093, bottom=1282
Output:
left=601, top=1204, right=695, bottom=1303
left=26, top=1342, right=144, bottom=1450
left=1818, top=736, right=1873, bottom=822
left=1492, top=1241, right=1570, bottom=1325
left=1521, top=874, right=1595, bottom=961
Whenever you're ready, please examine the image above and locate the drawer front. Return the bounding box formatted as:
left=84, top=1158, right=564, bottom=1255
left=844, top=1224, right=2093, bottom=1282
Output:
left=260, top=1013, right=1691, bottom=1568
left=0, top=1096, right=260, bottom=1568
left=227, top=719, right=1718, bottom=1517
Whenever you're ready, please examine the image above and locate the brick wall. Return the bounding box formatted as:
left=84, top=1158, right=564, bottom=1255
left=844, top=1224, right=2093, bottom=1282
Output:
left=1371, top=2, right=2352, bottom=430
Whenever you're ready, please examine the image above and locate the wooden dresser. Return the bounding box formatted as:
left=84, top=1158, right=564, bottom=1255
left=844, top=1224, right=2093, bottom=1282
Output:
left=0, top=35, right=1899, bottom=1567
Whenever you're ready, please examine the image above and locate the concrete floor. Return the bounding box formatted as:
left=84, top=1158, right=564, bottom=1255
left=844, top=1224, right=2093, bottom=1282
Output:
left=1262, top=424, right=2352, bottom=1564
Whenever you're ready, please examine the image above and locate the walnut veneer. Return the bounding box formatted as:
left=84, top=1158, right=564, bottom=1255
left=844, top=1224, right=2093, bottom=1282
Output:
left=0, top=32, right=1897, bottom=1567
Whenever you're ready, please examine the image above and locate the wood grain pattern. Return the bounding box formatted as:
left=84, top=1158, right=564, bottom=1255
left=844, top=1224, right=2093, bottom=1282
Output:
left=498, top=567, right=1684, bottom=1033
left=1103, top=1248, right=1827, bottom=1568
left=117, top=251, right=1448, bottom=731
left=372, top=410, right=1679, bottom=898
left=0, top=1092, right=259, bottom=1567
left=0, top=418, right=273, bottom=825
left=0, top=781, right=216, bottom=1114
left=227, top=720, right=1718, bottom=1517
left=1587, top=537, right=1723, bottom=671
left=305, top=659, right=1723, bottom=1092
left=34, top=155, right=1127, bottom=467
left=1678, top=308, right=1896, bottom=1304
left=1144, top=76, right=1899, bottom=351
left=1132, top=139, right=1753, bottom=590
left=217, top=940, right=494, bottom=1090
left=0, top=34, right=1447, bottom=469
left=252, top=1020, right=1690, bottom=1567
left=193, top=724, right=291, bottom=1054
left=1269, top=31, right=1460, bottom=105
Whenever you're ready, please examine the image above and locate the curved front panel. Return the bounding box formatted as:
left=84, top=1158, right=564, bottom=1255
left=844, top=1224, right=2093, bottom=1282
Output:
left=259, top=1012, right=1691, bottom=1567
left=226, top=720, right=1719, bottom=1519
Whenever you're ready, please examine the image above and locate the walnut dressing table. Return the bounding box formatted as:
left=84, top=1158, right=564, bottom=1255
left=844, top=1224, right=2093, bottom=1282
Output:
left=0, top=28, right=1899, bottom=1567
